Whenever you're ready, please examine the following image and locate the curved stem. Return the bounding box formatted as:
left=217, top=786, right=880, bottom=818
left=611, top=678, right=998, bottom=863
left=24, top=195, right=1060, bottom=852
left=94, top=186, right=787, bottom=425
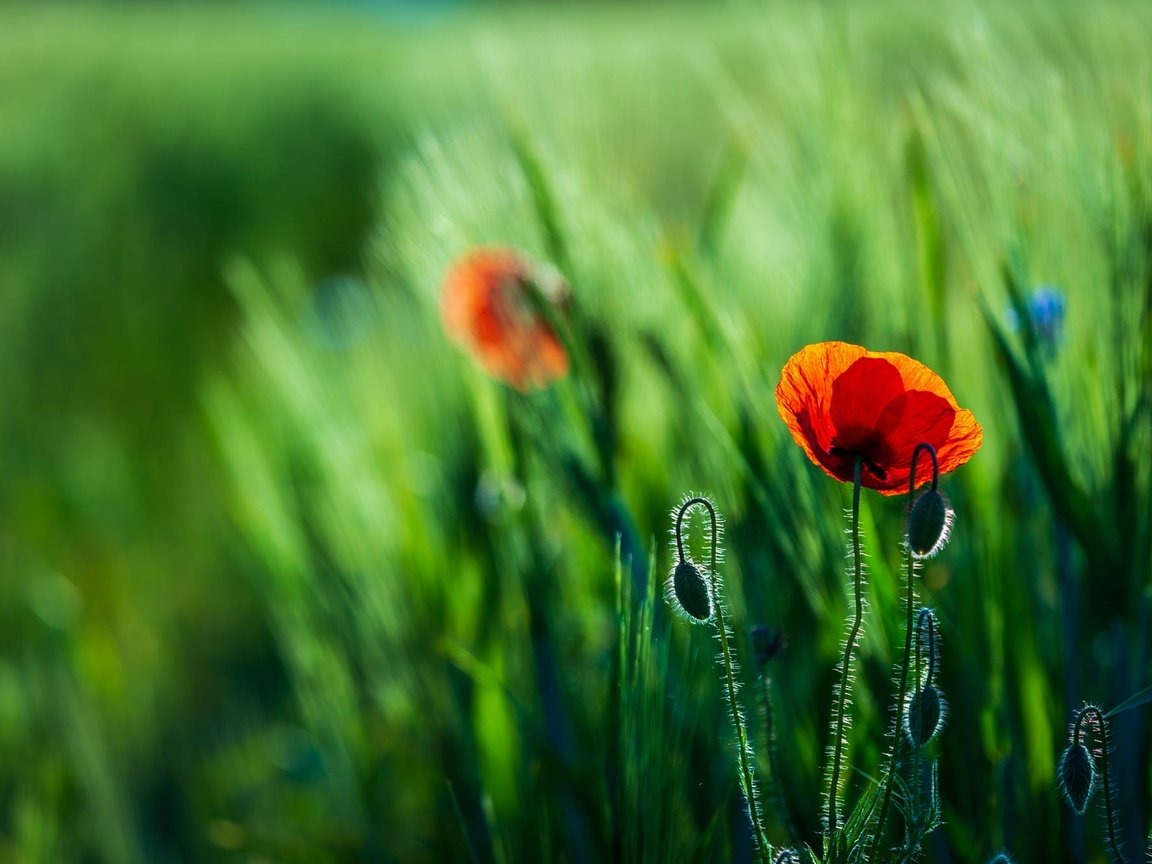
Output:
left=909, top=442, right=940, bottom=495
left=827, top=457, right=864, bottom=836
left=674, top=499, right=694, bottom=563
left=675, top=497, right=770, bottom=862
left=1074, top=707, right=1127, bottom=864
left=758, top=670, right=798, bottom=845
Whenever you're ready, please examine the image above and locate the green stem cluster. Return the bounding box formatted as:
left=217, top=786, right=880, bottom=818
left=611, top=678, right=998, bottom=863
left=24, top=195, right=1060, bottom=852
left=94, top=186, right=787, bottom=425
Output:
left=869, top=442, right=938, bottom=857
left=869, top=541, right=916, bottom=857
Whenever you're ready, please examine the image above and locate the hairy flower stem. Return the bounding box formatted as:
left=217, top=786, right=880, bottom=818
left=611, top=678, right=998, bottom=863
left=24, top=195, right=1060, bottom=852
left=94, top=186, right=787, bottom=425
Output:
left=827, top=457, right=864, bottom=837
left=1075, top=707, right=1126, bottom=864
left=869, top=443, right=936, bottom=857
left=869, top=543, right=915, bottom=856
left=912, top=612, right=924, bottom=819
left=676, top=497, right=770, bottom=862
left=758, top=673, right=798, bottom=845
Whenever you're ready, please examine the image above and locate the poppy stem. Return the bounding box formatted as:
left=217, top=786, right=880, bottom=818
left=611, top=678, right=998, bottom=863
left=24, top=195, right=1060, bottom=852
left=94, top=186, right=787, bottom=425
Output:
left=909, top=442, right=940, bottom=494
left=911, top=603, right=925, bottom=819
left=675, top=497, right=771, bottom=863
left=869, top=442, right=933, bottom=858
left=826, top=456, right=864, bottom=839
left=921, top=610, right=937, bottom=687
left=868, top=547, right=916, bottom=857
left=755, top=663, right=798, bottom=846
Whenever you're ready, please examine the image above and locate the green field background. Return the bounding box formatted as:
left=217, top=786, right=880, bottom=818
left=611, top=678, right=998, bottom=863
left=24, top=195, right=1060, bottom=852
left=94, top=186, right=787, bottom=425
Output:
left=0, top=2, right=1149, bottom=862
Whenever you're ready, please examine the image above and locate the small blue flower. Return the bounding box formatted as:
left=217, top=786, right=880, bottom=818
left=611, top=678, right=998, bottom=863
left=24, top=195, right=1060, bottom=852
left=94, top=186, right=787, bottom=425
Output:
left=1005, top=284, right=1065, bottom=355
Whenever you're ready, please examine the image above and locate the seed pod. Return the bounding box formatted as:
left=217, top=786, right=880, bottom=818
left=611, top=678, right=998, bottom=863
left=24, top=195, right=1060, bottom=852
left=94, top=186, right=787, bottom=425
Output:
left=906, top=489, right=954, bottom=559
left=665, top=559, right=713, bottom=623
left=903, top=684, right=946, bottom=746
left=1057, top=742, right=1097, bottom=815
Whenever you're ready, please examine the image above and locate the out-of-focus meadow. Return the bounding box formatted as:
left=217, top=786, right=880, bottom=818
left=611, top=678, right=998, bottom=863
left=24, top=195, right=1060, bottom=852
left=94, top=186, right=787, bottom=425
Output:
left=1, top=2, right=1150, bottom=861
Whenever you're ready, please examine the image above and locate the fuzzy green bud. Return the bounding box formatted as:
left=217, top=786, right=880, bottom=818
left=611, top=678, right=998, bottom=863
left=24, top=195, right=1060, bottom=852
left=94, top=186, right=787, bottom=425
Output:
left=906, top=489, right=953, bottom=559
left=904, top=684, right=946, bottom=747
left=665, top=559, right=713, bottom=623
left=1058, top=742, right=1096, bottom=815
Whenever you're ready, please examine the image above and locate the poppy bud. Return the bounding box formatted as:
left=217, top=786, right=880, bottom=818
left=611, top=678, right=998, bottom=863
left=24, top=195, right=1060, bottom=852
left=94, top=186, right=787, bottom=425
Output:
left=903, top=684, right=946, bottom=746
left=665, top=560, right=713, bottom=623
left=906, top=489, right=954, bottom=559
left=1057, top=742, right=1096, bottom=815
left=773, top=850, right=801, bottom=864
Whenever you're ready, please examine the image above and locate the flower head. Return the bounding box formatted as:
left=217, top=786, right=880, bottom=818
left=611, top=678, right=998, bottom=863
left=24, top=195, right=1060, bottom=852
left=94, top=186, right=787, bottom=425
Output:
left=1006, top=284, right=1066, bottom=349
left=775, top=341, right=982, bottom=495
left=440, top=247, right=569, bottom=391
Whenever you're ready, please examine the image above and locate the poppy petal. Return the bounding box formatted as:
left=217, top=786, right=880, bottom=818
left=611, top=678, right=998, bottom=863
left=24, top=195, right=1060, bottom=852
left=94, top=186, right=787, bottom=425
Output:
left=829, top=356, right=906, bottom=450
left=871, top=390, right=957, bottom=493
left=935, top=407, right=983, bottom=476
left=800, top=410, right=860, bottom=484
left=440, top=247, right=569, bottom=391
left=876, top=351, right=965, bottom=411
left=775, top=341, right=868, bottom=470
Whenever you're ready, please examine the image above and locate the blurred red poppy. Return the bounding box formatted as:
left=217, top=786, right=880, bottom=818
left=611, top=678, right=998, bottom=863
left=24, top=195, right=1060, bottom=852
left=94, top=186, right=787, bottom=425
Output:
left=775, top=341, right=982, bottom=494
left=440, top=247, right=569, bottom=391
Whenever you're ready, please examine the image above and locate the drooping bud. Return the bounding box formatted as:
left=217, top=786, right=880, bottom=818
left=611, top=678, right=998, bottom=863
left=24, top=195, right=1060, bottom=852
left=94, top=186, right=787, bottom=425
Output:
left=1057, top=742, right=1097, bottom=815
left=665, top=559, right=713, bottom=623
left=906, top=489, right=954, bottom=559
left=903, top=684, right=946, bottom=747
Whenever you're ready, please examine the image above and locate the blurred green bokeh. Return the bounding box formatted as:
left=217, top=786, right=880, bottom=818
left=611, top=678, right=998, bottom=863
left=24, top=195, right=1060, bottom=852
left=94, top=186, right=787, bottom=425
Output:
left=1, top=2, right=1149, bottom=862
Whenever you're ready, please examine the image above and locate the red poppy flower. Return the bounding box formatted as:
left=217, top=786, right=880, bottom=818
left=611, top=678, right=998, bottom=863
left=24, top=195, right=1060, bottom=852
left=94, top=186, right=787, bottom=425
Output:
left=440, top=247, right=569, bottom=391
left=775, top=341, right=982, bottom=494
